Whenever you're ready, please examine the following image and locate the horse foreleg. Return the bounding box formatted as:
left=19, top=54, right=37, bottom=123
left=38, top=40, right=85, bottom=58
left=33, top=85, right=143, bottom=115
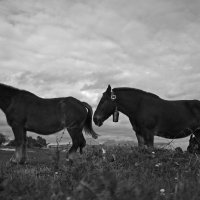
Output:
left=67, top=128, right=80, bottom=160
left=21, top=131, right=27, bottom=163
left=130, top=119, right=146, bottom=149
left=10, top=126, right=26, bottom=164
left=141, top=127, right=154, bottom=151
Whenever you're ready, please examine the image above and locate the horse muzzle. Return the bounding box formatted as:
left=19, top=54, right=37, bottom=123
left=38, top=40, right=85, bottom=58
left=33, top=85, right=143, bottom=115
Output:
left=93, top=115, right=103, bottom=127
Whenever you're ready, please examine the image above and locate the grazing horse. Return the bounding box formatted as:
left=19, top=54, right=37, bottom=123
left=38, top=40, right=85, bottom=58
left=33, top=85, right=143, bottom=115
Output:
left=93, top=85, right=200, bottom=148
left=0, top=83, right=98, bottom=164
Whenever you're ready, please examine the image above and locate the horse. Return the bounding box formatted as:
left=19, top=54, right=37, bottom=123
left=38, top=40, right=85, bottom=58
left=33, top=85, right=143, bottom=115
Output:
left=93, top=85, right=200, bottom=149
left=187, top=129, right=200, bottom=153
left=187, top=135, right=200, bottom=153
left=0, top=83, right=98, bottom=164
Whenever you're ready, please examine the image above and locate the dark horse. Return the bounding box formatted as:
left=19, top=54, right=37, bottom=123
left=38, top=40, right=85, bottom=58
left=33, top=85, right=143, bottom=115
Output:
left=0, top=83, right=98, bottom=164
left=187, top=131, right=200, bottom=153
left=93, top=85, right=200, bottom=148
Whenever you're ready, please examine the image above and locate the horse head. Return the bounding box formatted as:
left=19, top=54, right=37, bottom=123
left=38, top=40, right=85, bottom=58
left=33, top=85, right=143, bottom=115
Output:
left=93, top=85, right=118, bottom=126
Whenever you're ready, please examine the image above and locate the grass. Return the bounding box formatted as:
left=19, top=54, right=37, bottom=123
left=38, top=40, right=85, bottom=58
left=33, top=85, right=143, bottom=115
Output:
left=0, top=145, right=200, bottom=200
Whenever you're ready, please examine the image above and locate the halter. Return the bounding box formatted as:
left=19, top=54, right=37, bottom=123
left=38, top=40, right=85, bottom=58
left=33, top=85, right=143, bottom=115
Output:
left=111, top=89, right=119, bottom=122
left=111, top=90, right=116, bottom=101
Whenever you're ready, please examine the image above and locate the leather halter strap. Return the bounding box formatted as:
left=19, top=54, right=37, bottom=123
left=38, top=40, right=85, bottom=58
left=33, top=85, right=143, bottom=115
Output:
left=111, top=90, right=116, bottom=101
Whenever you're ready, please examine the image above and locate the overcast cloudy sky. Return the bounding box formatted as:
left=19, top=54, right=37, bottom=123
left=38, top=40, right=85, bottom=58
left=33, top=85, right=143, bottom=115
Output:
left=0, top=0, right=200, bottom=145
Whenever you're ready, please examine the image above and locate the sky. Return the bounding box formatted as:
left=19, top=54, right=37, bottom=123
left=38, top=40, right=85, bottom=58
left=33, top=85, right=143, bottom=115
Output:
left=0, top=0, right=200, bottom=146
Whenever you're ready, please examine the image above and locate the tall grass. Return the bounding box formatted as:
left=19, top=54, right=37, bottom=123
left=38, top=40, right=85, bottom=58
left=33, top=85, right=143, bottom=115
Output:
left=0, top=145, right=200, bottom=200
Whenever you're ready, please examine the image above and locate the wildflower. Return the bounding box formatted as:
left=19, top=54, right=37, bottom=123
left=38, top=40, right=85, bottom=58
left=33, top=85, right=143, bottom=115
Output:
left=155, top=163, right=162, bottom=167
left=151, top=151, right=156, bottom=158
left=160, top=188, right=165, bottom=192
left=160, top=188, right=165, bottom=196
left=102, top=148, right=106, bottom=160
left=102, top=148, right=106, bottom=154
left=174, top=162, right=179, bottom=166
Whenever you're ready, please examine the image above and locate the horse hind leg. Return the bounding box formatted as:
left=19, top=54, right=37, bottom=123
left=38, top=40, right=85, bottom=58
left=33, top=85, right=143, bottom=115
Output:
left=67, top=128, right=82, bottom=160
left=79, top=132, right=86, bottom=154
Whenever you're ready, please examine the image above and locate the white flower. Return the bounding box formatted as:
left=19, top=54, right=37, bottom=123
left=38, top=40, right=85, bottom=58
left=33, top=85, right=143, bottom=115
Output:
left=155, top=163, right=162, bottom=167
left=174, top=162, right=179, bottom=166
left=160, top=189, right=165, bottom=193
left=160, top=188, right=165, bottom=195
left=102, top=148, right=106, bottom=154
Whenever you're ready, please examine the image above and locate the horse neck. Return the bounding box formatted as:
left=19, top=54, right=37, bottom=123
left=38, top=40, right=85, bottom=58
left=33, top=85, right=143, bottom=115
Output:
left=114, top=89, right=142, bottom=117
left=0, top=84, right=18, bottom=112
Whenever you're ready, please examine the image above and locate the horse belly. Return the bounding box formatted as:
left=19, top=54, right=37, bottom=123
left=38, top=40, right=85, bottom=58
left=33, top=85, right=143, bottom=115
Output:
left=25, top=111, right=63, bottom=135
left=155, top=128, right=193, bottom=139
left=24, top=98, right=87, bottom=135
left=156, top=116, right=198, bottom=139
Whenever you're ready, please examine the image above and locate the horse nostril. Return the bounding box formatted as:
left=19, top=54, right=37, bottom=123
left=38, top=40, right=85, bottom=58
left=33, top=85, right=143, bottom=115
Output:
left=93, top=115, right=103, bottom=126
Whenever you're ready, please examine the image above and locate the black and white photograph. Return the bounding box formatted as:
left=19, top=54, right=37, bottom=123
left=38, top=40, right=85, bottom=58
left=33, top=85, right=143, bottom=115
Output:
left=0, top=0, right=200, bottom=199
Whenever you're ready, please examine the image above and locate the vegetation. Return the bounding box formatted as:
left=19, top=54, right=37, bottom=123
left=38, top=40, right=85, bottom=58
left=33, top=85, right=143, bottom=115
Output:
left=0, top=145, right=200, bottom=200
left=7, top=136, right=47, bottom=148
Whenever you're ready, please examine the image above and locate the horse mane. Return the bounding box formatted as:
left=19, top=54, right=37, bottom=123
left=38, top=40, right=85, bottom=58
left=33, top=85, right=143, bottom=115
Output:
left=0, top=83, right=21, bottom=91
left=113, top=87, right=160, bottom=99
left=0, top=83, right=36, bottom=97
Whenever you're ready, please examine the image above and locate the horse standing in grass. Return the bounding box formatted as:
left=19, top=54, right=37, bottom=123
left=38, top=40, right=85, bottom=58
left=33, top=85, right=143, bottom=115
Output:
left=0, top=83, right=98, bottom=164
left=93, top=85, right=200, bottom=148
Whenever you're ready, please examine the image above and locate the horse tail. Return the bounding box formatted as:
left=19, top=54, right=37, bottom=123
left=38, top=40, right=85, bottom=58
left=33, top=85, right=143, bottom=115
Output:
left=82, top=102, right=99, bottom=139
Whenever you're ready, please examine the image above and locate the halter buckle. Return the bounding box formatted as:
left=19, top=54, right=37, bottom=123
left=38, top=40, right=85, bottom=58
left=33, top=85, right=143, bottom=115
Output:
left=111, top=91, right=116, bottom=101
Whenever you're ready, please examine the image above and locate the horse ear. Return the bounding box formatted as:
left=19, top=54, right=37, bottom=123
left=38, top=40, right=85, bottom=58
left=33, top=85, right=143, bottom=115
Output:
left=106, top=85, right=111, bottom=93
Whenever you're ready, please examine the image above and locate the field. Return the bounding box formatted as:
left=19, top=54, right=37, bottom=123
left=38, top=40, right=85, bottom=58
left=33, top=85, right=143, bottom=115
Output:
left=0, top=145, right=200, bottom=200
